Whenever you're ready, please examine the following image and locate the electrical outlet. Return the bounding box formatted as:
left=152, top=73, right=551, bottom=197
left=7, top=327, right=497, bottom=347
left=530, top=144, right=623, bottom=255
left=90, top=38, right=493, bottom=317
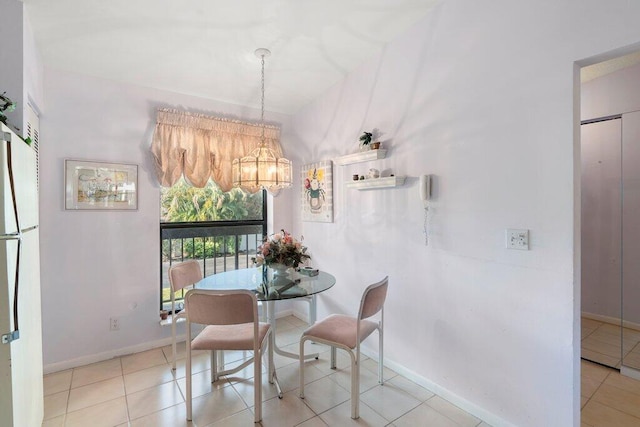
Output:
left=506, top=229, right=529, bottom=250
left=110, top=317, right=120, bottom=331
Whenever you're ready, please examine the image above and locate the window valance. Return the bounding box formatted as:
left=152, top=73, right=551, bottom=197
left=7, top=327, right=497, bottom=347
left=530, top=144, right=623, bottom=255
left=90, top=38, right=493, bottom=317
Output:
left=150, top=109, right=283, bottom=191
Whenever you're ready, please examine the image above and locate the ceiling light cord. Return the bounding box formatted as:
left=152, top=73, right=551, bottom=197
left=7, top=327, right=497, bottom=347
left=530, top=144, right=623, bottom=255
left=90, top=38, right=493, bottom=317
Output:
left=260, top=53, right=266, bottom=146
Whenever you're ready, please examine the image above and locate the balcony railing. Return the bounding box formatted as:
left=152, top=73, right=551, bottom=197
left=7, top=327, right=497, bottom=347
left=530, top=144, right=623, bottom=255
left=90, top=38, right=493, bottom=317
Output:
left=160, top=221, right=266, bottom=308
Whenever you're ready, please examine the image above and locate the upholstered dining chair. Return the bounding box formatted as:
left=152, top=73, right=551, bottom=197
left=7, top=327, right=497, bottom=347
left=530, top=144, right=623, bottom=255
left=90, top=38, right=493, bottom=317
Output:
left=299, top=276, right=389, bottom=419
left=183, top=288, right=281, bottom=423
left=168, top=260, right=202, bottom=370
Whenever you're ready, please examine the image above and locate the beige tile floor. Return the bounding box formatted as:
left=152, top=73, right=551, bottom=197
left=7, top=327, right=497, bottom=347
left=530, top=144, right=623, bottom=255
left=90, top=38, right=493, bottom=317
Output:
left=582, top=316, right=640, bottom=372
left=581, top=359, right=640, bottom=426
left=581, top=318, right=640, bottom=426
left=42, top=315, right=640, bottom=426
left=42, top=315, right=492, bottom=427
left=581, top=317, right=640, bottom=369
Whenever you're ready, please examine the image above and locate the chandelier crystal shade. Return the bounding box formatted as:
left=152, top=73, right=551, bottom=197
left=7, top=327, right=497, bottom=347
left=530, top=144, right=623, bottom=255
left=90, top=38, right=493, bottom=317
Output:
left=232, top=48, right=292, bottom=194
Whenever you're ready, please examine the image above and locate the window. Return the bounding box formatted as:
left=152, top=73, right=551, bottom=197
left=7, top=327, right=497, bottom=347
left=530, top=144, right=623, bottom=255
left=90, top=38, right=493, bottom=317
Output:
left=160, top=178, right=266, bottom=309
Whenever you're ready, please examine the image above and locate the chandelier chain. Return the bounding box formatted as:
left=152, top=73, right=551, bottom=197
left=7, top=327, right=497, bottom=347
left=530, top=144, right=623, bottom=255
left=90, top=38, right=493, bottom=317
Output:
left=260, top=53, right=266, bottom=145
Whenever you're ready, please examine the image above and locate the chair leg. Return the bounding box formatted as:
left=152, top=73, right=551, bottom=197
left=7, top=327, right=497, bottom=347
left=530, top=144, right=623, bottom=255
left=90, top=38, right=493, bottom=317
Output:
left=211, top=350, right=217, bottom=383
left=268, top=332, right=274, bottom=384
left=254, top=348, right=262, bottom=423
left=331, top=346, right=337, bottom=369
left=350, top=348, right=359, bottom=419
left=186, top=326, right=192, bottom=421
left=171, top=316, right=177, bottom=371
left=299, top=336, right=306, bottom=399
left=378, top=328, right=384, bottom=385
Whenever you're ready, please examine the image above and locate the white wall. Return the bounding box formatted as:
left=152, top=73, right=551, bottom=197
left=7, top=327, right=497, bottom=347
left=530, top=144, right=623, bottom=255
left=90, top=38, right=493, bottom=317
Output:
left=39, top=67, right=294, bottom=370
left=0, top=0, right=24, bottom=130
left=22, top=9, right=44, bottom=119
left=290, top=2, right=640, bottom=426
left=582, top=61, right=640, bottom=120
left=0, top=0, right=42, bottom=131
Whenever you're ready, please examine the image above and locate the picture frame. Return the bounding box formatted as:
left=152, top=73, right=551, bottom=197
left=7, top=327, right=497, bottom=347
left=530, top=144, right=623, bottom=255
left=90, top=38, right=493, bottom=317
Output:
left=301, top=160, right=333, bottom=223
left=65, top=159, right=138, bottom=210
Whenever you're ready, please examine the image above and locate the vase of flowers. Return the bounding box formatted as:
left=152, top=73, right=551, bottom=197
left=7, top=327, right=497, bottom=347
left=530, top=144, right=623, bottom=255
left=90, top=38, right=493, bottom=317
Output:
left=252, top=230, right=310, bottom=285
left=252, top=230, right=310, bottom=268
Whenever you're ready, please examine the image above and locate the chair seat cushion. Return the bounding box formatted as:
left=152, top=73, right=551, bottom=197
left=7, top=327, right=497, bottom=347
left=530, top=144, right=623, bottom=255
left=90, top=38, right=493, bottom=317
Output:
left=302, top=314, right=378, bottom=349
left=191, top=322, right=270, bottom=351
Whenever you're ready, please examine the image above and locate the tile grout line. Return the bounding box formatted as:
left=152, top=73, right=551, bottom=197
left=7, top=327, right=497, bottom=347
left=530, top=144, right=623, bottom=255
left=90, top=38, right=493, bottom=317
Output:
left=120, top=357, right=133, bottom=424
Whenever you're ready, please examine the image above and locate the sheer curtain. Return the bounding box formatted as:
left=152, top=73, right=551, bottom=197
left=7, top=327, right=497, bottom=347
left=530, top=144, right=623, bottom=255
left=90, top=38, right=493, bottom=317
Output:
left=151, top=109, right=283, bottom=192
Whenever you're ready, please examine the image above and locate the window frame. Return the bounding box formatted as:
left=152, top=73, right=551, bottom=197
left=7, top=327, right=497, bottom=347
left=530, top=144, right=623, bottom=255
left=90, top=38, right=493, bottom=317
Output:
left=159, top=190, right=267, bottom=311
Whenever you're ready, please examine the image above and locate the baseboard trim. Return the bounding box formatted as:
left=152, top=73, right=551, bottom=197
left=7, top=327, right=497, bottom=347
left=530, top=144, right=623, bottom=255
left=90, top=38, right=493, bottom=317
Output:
left=293, top=308, right=511, bottom=426
left=360, top=348, right=513, bottom=427
left=44, top=309, right=295, bottom=374
left=621, top=365, right=640, bottom=380
left=581, top=311, right=640, bottom=332
left=43, top=337, right=177, bottom=375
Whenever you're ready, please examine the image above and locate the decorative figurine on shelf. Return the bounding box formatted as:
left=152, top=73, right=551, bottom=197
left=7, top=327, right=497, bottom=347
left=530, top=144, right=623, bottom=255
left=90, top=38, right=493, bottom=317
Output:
left=359, top=131, right=373, bottom=150
left=358, top=129, right=384, bottom=150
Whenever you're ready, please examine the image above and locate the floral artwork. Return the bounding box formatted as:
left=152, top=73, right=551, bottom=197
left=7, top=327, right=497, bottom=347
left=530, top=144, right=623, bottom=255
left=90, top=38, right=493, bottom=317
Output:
left=301, top=160, right=333, bottom=222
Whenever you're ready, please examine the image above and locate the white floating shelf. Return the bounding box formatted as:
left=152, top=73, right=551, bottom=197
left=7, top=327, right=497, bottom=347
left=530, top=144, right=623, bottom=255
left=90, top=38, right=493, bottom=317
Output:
left=334, top=149, right=387, bottom=166
left=345, top=176, right=406, bottom=190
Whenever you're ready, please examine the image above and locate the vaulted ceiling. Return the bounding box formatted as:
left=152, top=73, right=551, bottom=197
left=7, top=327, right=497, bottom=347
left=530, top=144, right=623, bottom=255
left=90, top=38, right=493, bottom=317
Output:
left=24, top=0, right=440, bottom=114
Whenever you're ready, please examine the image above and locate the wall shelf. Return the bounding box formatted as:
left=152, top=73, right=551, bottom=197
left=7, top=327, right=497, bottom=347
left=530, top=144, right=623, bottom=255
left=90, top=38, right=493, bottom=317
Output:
left=345, top=176, right=406, bottom=190
left=334, top=149, right=387, bottom=166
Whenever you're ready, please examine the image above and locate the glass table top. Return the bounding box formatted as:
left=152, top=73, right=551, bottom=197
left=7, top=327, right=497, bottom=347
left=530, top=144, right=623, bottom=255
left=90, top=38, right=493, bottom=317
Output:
left=196, top=267, right=336, bottom=301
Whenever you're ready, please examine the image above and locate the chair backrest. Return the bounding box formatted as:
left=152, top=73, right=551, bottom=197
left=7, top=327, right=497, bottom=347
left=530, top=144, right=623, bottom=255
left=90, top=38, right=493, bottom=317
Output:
left=358, top=276, right=389, bottom=320
left=184, top=289, right=257, bottom=326
left=168, top=260, right=203, bottom=293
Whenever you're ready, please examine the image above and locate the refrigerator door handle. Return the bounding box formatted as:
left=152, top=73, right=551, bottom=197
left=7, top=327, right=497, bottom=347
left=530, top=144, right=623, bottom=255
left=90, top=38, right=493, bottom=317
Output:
left=0, top=233, right=21, bottom=241
left=3, top=136, right=22, bottom=342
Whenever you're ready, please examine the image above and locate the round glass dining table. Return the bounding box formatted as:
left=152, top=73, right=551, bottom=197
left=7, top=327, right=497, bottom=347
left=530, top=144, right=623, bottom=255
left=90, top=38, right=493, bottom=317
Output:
left=196, top=266, right=336, bottom=360
left=197, top=266, right=335, bottom=300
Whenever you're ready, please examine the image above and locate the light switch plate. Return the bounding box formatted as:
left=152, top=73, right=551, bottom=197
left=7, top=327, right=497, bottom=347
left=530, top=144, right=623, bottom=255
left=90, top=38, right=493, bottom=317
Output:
left=506, top=229, right=529, bottom=250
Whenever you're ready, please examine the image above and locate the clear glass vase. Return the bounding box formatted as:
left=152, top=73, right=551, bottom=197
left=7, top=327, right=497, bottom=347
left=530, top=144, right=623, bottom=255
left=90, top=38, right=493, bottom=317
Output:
left=268, top=263, right=290, bottom=286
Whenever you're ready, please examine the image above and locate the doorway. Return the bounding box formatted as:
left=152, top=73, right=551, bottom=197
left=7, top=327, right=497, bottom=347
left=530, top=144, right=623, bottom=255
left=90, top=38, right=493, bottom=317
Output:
left=580, top=50, right=640, bottom=374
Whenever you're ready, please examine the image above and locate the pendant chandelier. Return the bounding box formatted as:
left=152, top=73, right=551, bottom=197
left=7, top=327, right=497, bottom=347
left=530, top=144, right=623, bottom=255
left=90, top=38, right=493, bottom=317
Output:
left=232, top=48, right=292, bottom=194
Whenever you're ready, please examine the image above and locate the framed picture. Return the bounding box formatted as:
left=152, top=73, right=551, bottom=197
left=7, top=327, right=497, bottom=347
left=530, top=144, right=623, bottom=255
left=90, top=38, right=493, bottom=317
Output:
left=65, top=159, right=138, bottom=210
left=301, top=160, right=333, bottom=222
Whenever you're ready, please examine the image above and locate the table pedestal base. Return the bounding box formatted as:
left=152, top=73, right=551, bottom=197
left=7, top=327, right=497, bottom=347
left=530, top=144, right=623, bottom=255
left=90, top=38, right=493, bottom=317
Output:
left=266, top=296, right=319, bottom=360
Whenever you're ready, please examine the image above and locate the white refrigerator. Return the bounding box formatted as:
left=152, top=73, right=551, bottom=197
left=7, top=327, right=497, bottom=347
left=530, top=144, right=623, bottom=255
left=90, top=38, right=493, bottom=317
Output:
left=0, top=123, right=43, bottom=426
